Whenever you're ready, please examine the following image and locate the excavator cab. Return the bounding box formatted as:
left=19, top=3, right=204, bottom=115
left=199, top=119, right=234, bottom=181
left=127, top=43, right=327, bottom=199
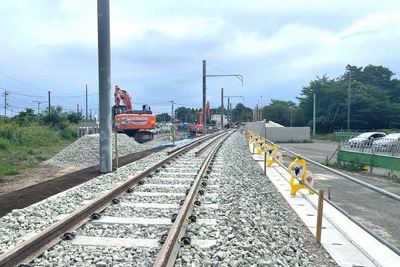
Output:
left=112, top=86, right=156, bottom=143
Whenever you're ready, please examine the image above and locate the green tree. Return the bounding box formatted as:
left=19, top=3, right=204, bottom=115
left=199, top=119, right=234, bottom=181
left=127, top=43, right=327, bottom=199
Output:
left=40, top=105, right=69, bottom=129
left=262, top=100, right=296, bottom=126
left=175, top=107, right=197, bottom=123
left=231, top=103, right=253, bottom=123
left=156, top=113, right=171, bottom=123
left=66, top=112, right=84, bottom=124
left=11, top=108, right=38, bottom=126
left=297, top=65, right=400, bottom=132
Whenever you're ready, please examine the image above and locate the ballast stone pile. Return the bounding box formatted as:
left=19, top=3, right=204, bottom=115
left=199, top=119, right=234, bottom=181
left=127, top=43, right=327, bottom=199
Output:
left=45, top=133, right=157, bottom=167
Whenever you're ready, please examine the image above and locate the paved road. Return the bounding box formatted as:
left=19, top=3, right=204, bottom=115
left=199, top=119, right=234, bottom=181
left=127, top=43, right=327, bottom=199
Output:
left=278, top=140, right=400, bottom=251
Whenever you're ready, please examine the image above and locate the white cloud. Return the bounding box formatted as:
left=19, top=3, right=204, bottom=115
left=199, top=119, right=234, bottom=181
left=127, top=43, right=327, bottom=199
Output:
left=1, top=0, right=400, bottom=112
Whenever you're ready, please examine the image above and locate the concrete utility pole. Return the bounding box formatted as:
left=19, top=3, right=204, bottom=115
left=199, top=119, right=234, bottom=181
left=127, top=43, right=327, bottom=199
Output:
left=32, top=100, right=44, bottom=114
left=202, top=60, right=207, bottom=133
left=227, top=97, right=230, bottom=124
left=347, top=71, right=351, bottom=131
left=202, top=60, right=243, bottom=133
left=86, top=84, right=89, bottom=121
left=220, top=88, right=223, bottom=127
left=171, top=100, right=174, bottom=123
left=48, top=91, right=51, bottom=115
left=97, top=0, right=112, bottom=173
left=2, top=91, right=8, bottom=119
left=77, top=104, right=80, bottom=113
left=313, top=93, right=316, bottom=136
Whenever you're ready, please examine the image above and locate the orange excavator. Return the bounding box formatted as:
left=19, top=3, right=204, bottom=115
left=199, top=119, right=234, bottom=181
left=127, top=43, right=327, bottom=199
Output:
left=112, top=86, right=156, bottom=143
left=190, top=101, right=211, bottom=135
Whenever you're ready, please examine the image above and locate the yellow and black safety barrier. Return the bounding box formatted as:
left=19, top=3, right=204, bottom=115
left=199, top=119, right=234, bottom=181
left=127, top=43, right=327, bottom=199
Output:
left=246, top=130, right=314, bottom=196
left=287, top=157, right=314, bottom=195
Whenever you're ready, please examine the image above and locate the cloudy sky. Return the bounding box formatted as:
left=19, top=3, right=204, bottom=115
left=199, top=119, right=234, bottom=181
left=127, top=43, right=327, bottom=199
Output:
left=0, top=0, right=399, bottom=117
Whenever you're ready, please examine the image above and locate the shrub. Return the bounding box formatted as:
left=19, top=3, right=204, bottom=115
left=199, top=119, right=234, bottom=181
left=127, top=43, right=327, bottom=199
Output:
left=0, top=138, right=11, bottom=150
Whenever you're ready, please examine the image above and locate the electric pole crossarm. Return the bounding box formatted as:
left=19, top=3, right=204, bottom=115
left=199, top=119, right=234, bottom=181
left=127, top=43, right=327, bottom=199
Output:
left=223, top=95, right=245, bottom=101
left=206, top=74, right=243, bottom=85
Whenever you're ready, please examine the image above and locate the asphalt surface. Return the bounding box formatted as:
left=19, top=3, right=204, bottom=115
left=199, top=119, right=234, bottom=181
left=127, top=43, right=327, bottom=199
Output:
left=278, top=140, right=400, bottom=250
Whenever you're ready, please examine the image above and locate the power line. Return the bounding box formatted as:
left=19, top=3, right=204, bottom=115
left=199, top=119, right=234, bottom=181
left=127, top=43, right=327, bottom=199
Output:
left=0, top=72, right=48, bottom=92
left=52, top=93, right=99, bottom=99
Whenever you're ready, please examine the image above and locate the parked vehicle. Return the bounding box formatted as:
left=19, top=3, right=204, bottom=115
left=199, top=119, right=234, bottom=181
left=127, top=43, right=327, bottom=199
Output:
left=372, top=133, right=400, bottom=154
left=348, top=132, right=386, bottom=147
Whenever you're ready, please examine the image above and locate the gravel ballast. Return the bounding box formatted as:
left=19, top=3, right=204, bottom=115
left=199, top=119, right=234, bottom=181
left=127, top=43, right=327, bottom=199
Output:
left=0, top=132, right=340, bottom=266
left=175, top=132, right=339, bottom=267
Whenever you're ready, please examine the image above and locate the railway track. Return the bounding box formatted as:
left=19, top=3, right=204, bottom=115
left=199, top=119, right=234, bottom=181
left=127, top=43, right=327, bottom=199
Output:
left=0, top=131, right=231, bottom=267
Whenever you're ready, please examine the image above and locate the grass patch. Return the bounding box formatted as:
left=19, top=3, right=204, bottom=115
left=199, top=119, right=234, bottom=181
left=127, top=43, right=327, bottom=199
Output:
left=0, top=162, right=19, bottom=179
left=325, top=161, right=363, bottom=172
left=0, top=122, right=76, bottom=179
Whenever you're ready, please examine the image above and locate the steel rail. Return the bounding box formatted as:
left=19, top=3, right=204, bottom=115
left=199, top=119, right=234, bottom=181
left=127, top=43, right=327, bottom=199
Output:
left=167, top=132, right=221, bottom=155
left=153, top=131, right=233, bottom=267
left=195, top=131, right=229, bottom=157
left=0, top=135, right=221, bottom=267
left=264, top=141, right=400, bottom=256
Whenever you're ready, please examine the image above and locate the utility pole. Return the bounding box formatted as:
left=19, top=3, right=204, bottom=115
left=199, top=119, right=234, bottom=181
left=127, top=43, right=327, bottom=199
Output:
left=171, top=100, right=174, bottom=123
left=347, top=70, right=351, bottom=131
left=90, top=109, right=92, bottom=120
left=33, top=100, right=42, bottom=114
left=2, top=91, right=8, bottom=119
left=221, top=88, right=224, bottom=128
left=48, top=91, right=51, bottom=115
left=77, top=104, right=80, bottom=113
left=227, top=97, right=230, bottom=124
left=97, top=0, right=112, bottom=172
left=259, top=95, right=263, bottom=121
left=230, top=103, right=232, bottom=123
left=86, top=84, right=88, bottom=121
left=313, top=93, right=316, bottom=136
left=202, top=60, right=207, bottom=134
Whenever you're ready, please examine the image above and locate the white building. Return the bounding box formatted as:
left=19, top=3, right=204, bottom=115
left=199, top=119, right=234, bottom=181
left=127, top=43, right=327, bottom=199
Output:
left=211, top=114, right=228, bottom=125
